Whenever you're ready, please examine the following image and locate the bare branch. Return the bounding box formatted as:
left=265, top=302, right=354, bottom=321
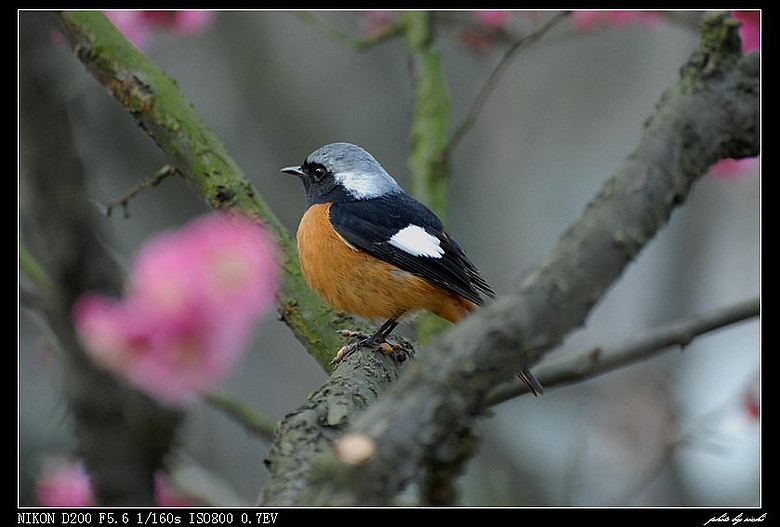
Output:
left=204, top=393, right=278, bottom=442
left=295, top=11, right=404, bottom=50
left=446, top=11, right=570, bottom=156
left=105, top=165, right=179, bottom=219
left=487, top=296, right=760, bottom=405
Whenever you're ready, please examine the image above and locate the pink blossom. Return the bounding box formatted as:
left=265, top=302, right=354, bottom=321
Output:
left=709, top=157, right=758, bottom=181
left=104, top=11, right=153, bottom=49
left=105, top=10, right=215, bottom=50
left=743, top=372, right=760, bottom=422
left=130, top=212, right=278, bottom=324
left=35, top=459, right=201, bottom=507
left=474, top=11, right=512, bottom=28
left=154, top=472, right=198, bottom=506
left=360, top=11, right=398, bottom=36
left=74, top=212, right=279, bottom=407
left=732, top=11, right=760, bottom=52
left=458, top=12, right=514, bottom=52
left=459, top=29, right=493, bottom=52
left=572, top=10, right=661, bottom=31
left=35, top=460, right=95, bottom=507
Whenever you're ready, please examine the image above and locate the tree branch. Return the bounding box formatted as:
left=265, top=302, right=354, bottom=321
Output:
left=204, top=392, right=278, bottom=442
left=296, top=11, right=404, bottom=50
left=263, top=12, right=758, bottom=505
left=105, top=165, right=178, bottom=218
left=401, top=11, right=453, bottom=345
left=487, top=296, right=760, bottom=405
left=446, top=11, right=570, bottom=157
left=260, top=348, right=409, bottom=505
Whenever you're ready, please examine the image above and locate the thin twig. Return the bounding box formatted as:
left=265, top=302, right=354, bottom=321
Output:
left=487, top=297, right=760, bottom=406
left=106, top=165, right=179, bottom=219
left=446, top=11, right=570, bottom=157
left=295, top=11, right=404, bottom=50
left=204, top=392, right=278, bottom=442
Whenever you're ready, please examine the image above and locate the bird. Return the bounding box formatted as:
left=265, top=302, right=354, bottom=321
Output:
left=282, top=142, right=543, bottom=396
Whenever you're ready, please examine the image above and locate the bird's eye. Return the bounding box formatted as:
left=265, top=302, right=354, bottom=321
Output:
left=312, top=166, right=329, bottom=182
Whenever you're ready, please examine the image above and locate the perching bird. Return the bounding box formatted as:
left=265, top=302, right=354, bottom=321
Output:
left=282, top=142, right=542, bottom=396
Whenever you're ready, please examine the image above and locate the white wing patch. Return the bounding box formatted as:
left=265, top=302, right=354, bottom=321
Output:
left=389, top=225, right=444, bottom=259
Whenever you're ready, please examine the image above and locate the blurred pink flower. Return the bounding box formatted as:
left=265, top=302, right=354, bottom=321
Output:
left=130, top=211, right=278, bottom=325
left=360, top=11, right=398, bottom=36
left=732, top=11, right=760, bottom=52
left=105, top=10, right=215, bottom=50
left=572, top=10, right=661, bottom=31
left=474, top=11, right=512, bottom=28
left=458, top=11, right=514, bottom=52
left=743, top=372, right=760, bottom=422
left=36, top=459, right=201, bottom=507
left=154, top=472, right=198, bottom=506
left=74, top=212, right=279, bottom=407
left=35, top=460, right=94, bottom=507
left=709, top=157, right=758, bottom=181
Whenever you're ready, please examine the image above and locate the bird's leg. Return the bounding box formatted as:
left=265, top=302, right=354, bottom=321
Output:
left=331, top=319, right=408, bottom=365
left=516, top=368, right=544, bottom=397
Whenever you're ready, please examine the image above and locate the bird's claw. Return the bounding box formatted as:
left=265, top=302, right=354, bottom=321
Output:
left=330, top=340, right=364, bottom=365
left=379, top=341, right=410, bottom=362
left=331, top=330, right=412, bottom=365
left=336, top=329, right=371, bottom=340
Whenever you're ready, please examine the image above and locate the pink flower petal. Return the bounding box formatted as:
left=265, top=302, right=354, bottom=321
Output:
left=709, top=157, right=758, bottom=181
left=105, top=11, right=152, bottom=49
left=573, top=10, right=661, bottom=31
left=732, top=11, right=760, bottom=52
left=743, top=372, right=760, bottom=422
left=74, top=212, right=279, bottom=407
left=360, top=11, right=398, bottom=37
left=35, top=460, right=94, bottom=507
left=475, top=11, right=512, bottom=28
left=572, top=11, right=600, bottom=31
left=173, top=11, right=216, bottom=35
left=104, top=10, right=215, bottom=50
left=155, top=472, right=198, bottom=506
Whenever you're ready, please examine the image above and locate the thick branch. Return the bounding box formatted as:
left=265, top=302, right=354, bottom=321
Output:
left=268, top=12, right=758, bottom=505
left=260, top=349, right=408, bottom=504
left=57, top=11, right=371, bottom=372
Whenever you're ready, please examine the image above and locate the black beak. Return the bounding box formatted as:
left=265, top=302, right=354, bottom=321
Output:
left=281, top=165, right=305, bottom=177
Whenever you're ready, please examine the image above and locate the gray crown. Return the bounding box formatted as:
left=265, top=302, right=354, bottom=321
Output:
left=307, top=142, right=402, bottom=200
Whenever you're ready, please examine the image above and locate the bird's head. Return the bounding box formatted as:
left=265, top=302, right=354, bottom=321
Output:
left=282, top=142, right=402, bottom=205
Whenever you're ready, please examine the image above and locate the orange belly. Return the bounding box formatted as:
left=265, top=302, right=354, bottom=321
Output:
left=297, top=203, right=474, bottom=323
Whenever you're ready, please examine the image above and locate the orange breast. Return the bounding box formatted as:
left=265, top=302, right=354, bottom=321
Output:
left=297, top=203, right=474, bottom=322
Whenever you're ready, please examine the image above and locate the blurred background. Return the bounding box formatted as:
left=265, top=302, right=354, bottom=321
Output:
left=19, top=10, right=760, bottom=507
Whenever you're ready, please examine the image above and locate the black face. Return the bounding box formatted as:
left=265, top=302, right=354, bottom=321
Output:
left=295, top=161, right=351, bottom=207
left=302, top=161, right=331, bottom=184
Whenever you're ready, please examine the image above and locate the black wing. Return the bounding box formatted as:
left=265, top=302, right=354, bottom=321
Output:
left=329, top=194, right=494, bottom=306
